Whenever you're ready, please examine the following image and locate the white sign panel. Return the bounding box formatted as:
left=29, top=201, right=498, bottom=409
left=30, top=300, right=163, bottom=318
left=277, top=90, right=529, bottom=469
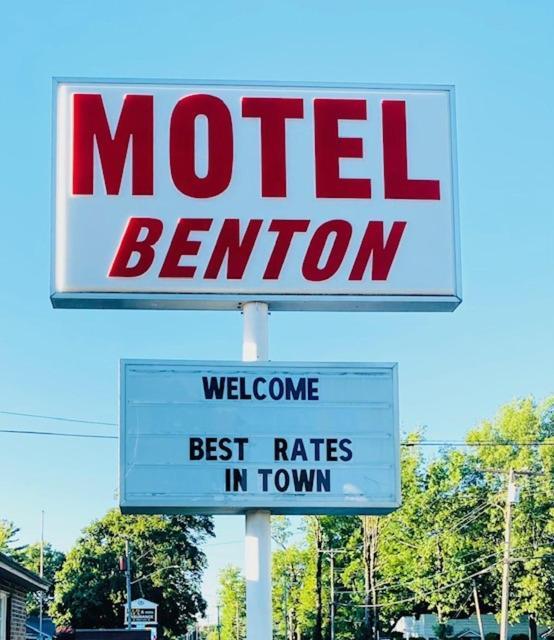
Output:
left=120, top=360, right=400, bottom=515
left=124, top=600, right=158, bottom=626
left=52, top=79, right=460, bottom=311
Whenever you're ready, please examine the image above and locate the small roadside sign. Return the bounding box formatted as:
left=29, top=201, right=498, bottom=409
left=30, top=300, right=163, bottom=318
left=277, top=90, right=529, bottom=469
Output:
left=123, top=599, right=158, bottom=627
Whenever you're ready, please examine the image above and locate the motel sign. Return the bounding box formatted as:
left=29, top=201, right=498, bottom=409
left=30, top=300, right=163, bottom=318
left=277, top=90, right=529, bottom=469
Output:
left=52, top=80, right=460, bottom=311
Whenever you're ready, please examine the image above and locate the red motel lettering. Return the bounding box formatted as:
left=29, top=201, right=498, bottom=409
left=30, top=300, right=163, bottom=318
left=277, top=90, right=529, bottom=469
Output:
left=72, top=92, right=440, bottom=285
left=73, top=94, right=153, bottom=196
left=72, top=93, right=440, bottom=200
left=109, top=217, right=407, bottom=282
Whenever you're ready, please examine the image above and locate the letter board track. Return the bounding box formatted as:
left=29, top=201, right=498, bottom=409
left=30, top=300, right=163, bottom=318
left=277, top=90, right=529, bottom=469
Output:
left=120, top=360, right=400, bottom=515
left=52, top=80, right=460, bottom=311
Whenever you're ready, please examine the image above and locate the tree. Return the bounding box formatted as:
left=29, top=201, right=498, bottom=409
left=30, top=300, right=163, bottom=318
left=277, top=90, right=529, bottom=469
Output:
left=263, top=399, right=554, bottom=640
left=337, top=435, right=429, bottom=638
left=20, top=543, right=65, bottom=616
left=272, top=517, right=313, bottom=640
left=218, top=566, right=245, bottom=640
left=0, top=519, right=65, bottom=616
left=467, top=397, right=554, bottom=637
left=410, top=449, right=495, bottom=621
left=273, top=545, right=311, bottom=640
left=204, top=625, right=220, bottom=640
left=303, top=516, right=327, bottom=640
left=0, top=519, right=24, bottom=559
left=50, top=509, right=213, bottom=639
left=331, top=434, right=495, bottom=637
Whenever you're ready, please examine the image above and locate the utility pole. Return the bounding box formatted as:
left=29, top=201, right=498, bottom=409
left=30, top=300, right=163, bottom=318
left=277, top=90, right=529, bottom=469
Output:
left=283, top=576, right=289, bottom=640
left=319, top=548, right=345, bottom=640
left=500, top=468, right=518, bottom=640
left=125, top=541, right=132, bottom=631
left=330, top=552, right=335, bottom=640
left=39, top=510, right=45, bottom=640
left=217, top=604, right=221, bottom=640
left=472, top=580, right=485, bottom=640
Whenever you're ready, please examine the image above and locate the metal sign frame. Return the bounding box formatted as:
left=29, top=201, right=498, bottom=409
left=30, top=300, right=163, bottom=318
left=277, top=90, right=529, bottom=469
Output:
left=119, top=359, right=400, bottom=515
left=51, top=78, right=461, bottom=312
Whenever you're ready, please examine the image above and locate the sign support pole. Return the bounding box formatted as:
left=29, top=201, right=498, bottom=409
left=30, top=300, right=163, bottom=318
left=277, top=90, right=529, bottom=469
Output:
left=242, top=302, right=272, bottom=640
left=125, top=540, right=132, bottom=630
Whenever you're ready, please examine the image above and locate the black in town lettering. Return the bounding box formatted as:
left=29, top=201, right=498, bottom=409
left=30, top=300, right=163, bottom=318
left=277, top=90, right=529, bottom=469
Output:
left=188, top=436, right=354, bottom=494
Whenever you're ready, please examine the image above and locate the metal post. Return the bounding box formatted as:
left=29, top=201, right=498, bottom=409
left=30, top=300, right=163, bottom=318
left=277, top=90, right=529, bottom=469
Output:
left=39, top=510, right=44, bottom=640
left=126, top=541, right=132, bottom=630
left=500, top=469, right=516, bottom=640
left=242, top=302, right=272, bottom=640
left=473, top=580, right=485, bottom=640
left=217, top=604, right=221, bottom=640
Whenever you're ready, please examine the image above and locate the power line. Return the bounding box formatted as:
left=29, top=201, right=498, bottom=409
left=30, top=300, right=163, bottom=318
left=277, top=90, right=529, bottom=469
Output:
left=439, top=501, right=492, bottom=535
left=0, top=410, right=553, bottom=446
left=339, top=547, right=554, bottom=610
left=403, top=440, right=554, bottom=447
left=342, top=564, right=497, bottom=609
left=336, top=548, right=505, bottom=596
left=0, top=408, right=553, bottom=448
left=0, top=420, right=553, bottom=450
left=0, top=410, right=116, bottom=426
left=0, top=429, right=116, bottom=440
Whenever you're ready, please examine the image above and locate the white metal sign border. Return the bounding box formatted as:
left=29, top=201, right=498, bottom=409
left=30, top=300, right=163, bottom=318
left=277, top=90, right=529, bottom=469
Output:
left=119, top=359, right=400, bottom=516
left=51, top=78, right=461, bottom=312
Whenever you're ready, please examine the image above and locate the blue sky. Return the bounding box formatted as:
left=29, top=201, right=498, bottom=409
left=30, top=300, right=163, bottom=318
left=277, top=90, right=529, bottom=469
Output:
left=1, top=0, right=553, bottom=626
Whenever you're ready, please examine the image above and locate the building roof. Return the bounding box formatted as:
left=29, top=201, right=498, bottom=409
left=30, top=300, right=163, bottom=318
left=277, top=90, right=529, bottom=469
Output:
left=454, top=630, right=482, bottom=639
left=0, top=552, right=49, bottom=592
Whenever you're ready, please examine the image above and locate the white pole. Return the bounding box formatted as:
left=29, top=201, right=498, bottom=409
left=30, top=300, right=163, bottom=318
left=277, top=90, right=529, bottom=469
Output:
left=242, top=302, right=272, bottom=640
left=39, top=510, right=44, bottom=639
left=242, top=301, right=268, bottom=363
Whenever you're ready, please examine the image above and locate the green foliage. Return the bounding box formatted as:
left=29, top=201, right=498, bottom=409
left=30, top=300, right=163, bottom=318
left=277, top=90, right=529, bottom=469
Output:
left=217, top=565, right=245, bottom=640
left=0, top=519, right=24, bottom=558
left=469, top=398, right=554, bottom=624
left=264, top=398, right=554, bottom=639
left=50, top=509, right=213, bottom=639
left=0, top=519, right=65, bottom=616
left=272, top=518, right=312, bottom=640
left=19, top=543, right=65, bottom=615
left=408, top=449, right=494, bottom=621
left=432, top=623, right=453, bottom=639
left=272, top=515, right=294, bottom=549
left=204, top=626, right=219, bottom=640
